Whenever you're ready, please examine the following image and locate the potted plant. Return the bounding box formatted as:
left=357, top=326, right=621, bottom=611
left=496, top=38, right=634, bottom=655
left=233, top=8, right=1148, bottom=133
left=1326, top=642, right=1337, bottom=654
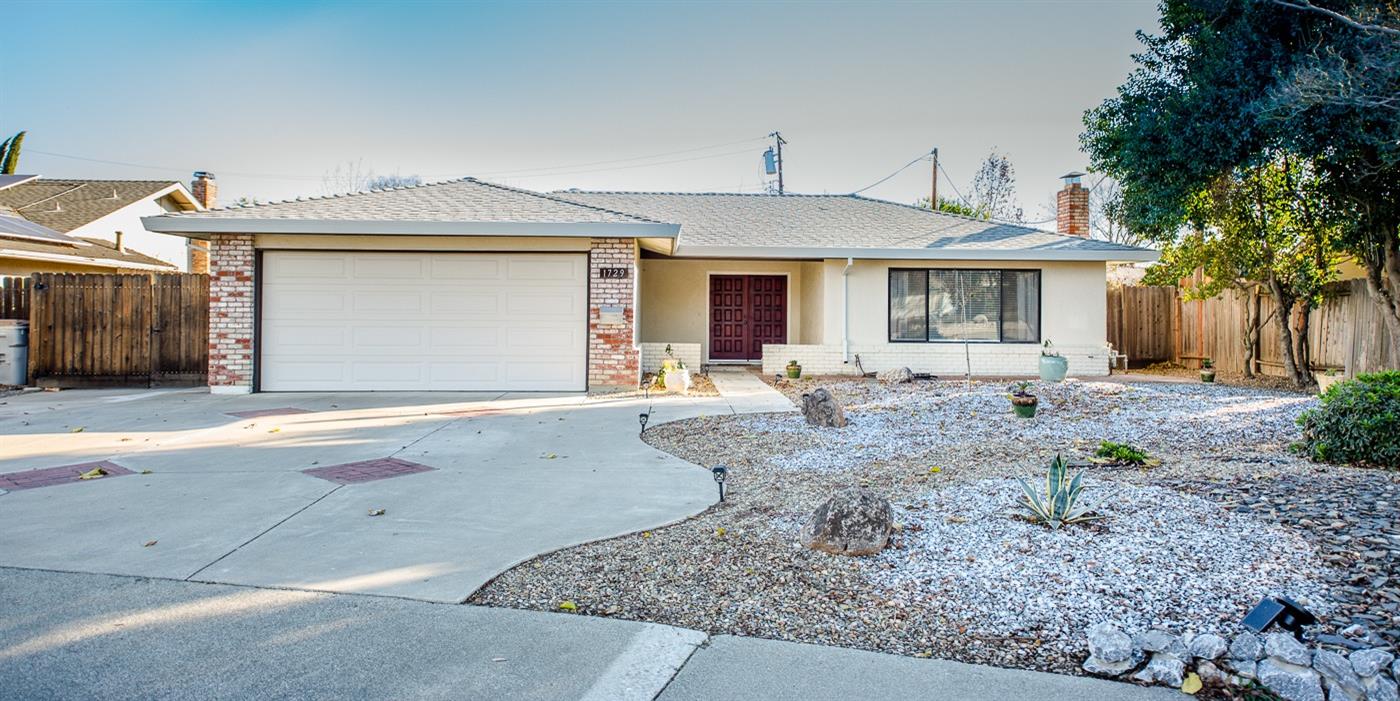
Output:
left=661, top=344, right=691, bottom=394
left=1038, top=340, right=1068, bottom=382
left=1315, top=368, right=1343, bottom=395
left=1200, top=358, right=1216, bottom=383
left=786, top=360, right=802, bottom=379
left=1008, top=381, right=1038, bottom=418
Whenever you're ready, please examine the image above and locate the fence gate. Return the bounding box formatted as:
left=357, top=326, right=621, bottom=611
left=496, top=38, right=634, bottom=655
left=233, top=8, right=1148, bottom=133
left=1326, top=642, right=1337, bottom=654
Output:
left=27, top=272, right=208, bottom=388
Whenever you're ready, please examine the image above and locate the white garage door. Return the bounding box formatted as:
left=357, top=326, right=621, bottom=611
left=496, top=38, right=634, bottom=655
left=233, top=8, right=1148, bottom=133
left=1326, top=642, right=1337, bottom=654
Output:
left=260, top=251, right=588, bottom=391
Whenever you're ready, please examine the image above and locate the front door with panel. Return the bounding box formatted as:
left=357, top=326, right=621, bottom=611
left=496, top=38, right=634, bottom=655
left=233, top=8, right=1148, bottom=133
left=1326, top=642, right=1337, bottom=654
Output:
left=709, top=274, right=787, bottom=361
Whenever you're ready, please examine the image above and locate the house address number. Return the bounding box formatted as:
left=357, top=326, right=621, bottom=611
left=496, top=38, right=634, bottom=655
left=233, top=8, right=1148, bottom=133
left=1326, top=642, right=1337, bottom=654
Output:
left=597, top=267, right=629, bottom=279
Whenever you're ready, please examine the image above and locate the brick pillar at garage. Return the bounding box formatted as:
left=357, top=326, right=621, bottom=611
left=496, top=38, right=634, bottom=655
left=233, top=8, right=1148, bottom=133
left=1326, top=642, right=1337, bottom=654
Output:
left=208, top=233, right=254, bottom=393
left=588, top=237, right=640, bottom=391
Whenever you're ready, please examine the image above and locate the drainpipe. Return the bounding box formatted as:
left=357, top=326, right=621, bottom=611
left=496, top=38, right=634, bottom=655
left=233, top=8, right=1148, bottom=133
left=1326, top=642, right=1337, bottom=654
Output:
left=842, top=257, right=854, bottom=363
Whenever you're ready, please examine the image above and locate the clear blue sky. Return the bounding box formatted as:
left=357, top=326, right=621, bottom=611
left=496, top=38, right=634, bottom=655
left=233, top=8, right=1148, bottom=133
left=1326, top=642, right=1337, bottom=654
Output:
left=3, top=0, right=1158, bottom=219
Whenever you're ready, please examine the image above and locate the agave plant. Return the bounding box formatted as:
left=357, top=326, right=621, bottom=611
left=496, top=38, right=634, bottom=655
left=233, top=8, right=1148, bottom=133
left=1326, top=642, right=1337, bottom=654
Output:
left=1016, top=454, right=1101, bottom=529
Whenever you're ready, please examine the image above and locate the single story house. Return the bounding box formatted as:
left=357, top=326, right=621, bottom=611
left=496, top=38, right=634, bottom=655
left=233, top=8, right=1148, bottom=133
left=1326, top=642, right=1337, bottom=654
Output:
left=0, top=173, right=215, bottom=274
left=144, top=175, right=1156, bottom=394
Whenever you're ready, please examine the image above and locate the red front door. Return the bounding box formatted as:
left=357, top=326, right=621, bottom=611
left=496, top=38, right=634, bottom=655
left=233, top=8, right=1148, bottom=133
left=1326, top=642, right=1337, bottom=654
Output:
left=709, top=275, right=787, bottom=361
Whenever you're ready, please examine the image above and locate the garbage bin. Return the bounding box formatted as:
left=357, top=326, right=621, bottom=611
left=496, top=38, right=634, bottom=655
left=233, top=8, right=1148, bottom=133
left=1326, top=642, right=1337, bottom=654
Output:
left=0, top=319, right=28, bottom=386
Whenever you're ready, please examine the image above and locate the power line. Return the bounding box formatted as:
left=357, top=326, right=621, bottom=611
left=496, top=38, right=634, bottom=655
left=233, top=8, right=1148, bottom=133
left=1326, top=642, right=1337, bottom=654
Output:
left=850, top=150, right=935, bottom=195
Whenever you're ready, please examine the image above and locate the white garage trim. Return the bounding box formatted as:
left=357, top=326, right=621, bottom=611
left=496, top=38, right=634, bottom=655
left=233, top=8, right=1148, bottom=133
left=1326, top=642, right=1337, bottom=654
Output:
left=257, top=250, right=588, bottom=392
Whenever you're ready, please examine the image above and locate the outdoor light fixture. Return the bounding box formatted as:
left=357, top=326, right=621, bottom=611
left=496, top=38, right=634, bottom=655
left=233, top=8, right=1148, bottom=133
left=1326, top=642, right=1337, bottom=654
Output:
left=638, top=410, right=650, bottom=436
left=711, top=465, right=728, bottom=502
left=1242, top=595, right=1317, bottom=640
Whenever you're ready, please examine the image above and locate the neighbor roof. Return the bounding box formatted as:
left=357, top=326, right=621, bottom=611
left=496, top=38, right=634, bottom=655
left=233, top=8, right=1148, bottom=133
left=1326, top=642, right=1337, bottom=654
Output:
left=0, top=233, right=176, bottom=270
left=552, top=191, right=1157, bottom=262
left=0, top=205, right=83, bottom=245
left=0, top=174, right=40, bottom=192
left=144, top=178, right=680, bottom=238
left=0, top=179, right=197, bottom=233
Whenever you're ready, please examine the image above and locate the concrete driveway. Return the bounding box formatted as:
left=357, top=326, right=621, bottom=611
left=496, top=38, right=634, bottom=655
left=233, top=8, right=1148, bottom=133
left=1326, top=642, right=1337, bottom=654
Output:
left=0, top=387, right=731, bottom=602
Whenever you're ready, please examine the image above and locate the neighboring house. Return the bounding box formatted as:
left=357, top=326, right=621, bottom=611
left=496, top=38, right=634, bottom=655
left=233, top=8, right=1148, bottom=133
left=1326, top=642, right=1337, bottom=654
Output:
left=0, top=173, right=217, bottom=274
left=144, top=174, right=1156, bottom=394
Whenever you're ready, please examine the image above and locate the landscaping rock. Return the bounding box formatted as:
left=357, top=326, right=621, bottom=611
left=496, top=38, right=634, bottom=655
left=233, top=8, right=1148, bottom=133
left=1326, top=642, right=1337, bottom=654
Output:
left=1197, top=660, right=1225, bottom=685
left=1137, top=630, right=1187, bottom=658
left=1351, top=649, right=1395, bottom=678
left=1258, top=658, right=1325, bottom=701
left=1132, top=652, right=1185, bottom=687
left=800, top=487, right=891, bottom=556
left=1083, top=650, right=1142, bottom=677
left=1086, top=622, right=1137, bottom=663
left=1189, top=633, right=1228, bottom=660
left=1231, top=632, right=1265, bottom=662
left=877, top=367, right=914, bottom=384
left=1365, top=675, right=1398, bottom=701
left=1224, top=659, right=1258, bottom=681
left=1266, top=633, right=1314, bottom=666
left=800, top=388, right=847, bottom=428
left=1313, top=649, right=1366, bottom=700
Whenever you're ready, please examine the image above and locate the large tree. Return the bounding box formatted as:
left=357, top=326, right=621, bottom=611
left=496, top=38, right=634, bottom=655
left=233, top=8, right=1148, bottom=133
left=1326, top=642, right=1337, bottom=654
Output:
left=1083, top=0, right=1400, bottom=354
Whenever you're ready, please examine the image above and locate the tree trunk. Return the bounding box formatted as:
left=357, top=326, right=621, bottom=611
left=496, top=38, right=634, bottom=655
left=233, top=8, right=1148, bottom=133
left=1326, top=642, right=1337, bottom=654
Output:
left=1267, top=277, right=1307, bottom=388
left=1241, top=286, right=1261, bottom=378
left=1295, top=304, right=1315, bottom=387
left=1363, top=236, right=1400, bottom=357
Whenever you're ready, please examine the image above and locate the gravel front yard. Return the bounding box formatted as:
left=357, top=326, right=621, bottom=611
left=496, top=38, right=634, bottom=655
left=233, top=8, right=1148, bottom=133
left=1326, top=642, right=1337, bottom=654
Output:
left=472, top=378, right=1400, bottom=679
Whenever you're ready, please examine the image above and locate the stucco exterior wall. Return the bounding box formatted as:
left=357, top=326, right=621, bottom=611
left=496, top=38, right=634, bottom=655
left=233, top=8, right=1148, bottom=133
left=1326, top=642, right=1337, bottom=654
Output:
left=69, top=194, right=191, bottom=271
left=637, top=258, right=813, bottom=362
left=783, top=258, right=1109, bottom=376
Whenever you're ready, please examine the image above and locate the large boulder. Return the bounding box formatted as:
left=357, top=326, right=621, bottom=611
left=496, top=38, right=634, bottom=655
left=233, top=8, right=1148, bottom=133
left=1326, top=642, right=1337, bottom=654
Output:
left=801, top=388, right=848, bottom=428
left=801, top=488, right=892, bottom=556
left=877, top=367, right=914, bottom=384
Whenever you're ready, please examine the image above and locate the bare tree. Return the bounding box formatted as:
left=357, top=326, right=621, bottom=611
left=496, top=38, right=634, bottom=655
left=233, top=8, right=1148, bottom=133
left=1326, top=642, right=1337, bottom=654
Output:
left=968, top=149, right=1024, bottom=223
left=1091, top=179, right=1150, bottom=247
left=322, top=161, right=423, bottom=194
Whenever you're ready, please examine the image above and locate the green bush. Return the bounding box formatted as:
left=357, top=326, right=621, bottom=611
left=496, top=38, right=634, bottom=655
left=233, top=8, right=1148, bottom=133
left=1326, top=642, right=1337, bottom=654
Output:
left=1296, top=370, right=1400, bottom=469
left=1094, top=440, right=1150, bottom=466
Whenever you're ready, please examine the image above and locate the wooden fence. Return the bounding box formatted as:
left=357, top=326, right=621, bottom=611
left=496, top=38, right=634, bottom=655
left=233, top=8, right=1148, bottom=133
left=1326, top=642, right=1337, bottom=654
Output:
left=1108, top=279, right=1399, bottom=377
left=27, top=272, right=208, bottom=388
left=0, top=276, right=29, bottom=320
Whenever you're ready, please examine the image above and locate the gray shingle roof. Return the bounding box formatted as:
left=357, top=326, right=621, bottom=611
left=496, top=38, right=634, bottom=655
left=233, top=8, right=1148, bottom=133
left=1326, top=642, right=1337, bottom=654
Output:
left=0, top=179, right=187, bottom=233
left=0, top=233, right=176, bottom=270
left=551, top=191, right=1156, bottom=261
left=163, top=177, right=662, bottom=225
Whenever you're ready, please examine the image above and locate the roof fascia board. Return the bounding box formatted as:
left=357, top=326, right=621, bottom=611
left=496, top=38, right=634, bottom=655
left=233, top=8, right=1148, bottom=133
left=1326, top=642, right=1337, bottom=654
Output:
left=672, top=244, right=1159, bottom=263
left=141, top=217, right=681, bottom=239
left=0, top=248, right=176, bottom=271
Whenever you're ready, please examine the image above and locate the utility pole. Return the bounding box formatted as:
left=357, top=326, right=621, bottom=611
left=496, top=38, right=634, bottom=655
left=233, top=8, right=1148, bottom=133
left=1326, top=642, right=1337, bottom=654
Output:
left=930, top=147, right=939, bottom=208
left=769, top=131, right=787, bottom=194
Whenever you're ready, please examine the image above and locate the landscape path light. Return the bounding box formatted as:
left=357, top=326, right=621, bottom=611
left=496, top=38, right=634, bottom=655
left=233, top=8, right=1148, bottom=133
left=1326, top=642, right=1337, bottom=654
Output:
left=711, top=465, right=728, bottom=502
left=1242, top=595, right=1317, bottom=641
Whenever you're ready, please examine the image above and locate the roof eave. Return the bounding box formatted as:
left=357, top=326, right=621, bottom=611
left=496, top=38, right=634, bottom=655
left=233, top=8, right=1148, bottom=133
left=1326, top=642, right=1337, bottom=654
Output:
left=671, top=244, right=1160, bottom=263
left=0, top=247, right=177, bottom=271
left=141, top=217, right=680, bottom=239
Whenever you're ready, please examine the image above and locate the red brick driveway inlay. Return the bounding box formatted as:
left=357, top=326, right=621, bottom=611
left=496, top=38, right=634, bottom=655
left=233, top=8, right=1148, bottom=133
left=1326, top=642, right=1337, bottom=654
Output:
left=301, top=458, right=436, bottom=485
left=0, top=461, right=135, bottom=491
left=226, top=407, right=314, bottom=419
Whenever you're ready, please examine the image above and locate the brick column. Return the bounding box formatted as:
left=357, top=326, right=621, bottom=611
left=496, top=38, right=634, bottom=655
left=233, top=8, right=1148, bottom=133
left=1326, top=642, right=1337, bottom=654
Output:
left=588, top=237, right=639, bottom=392
left=208, top=233, right=254, bottom=394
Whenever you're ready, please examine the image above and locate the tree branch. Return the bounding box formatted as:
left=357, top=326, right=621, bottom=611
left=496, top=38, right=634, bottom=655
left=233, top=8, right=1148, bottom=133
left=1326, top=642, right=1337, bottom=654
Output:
left=1268, top=0, right=1400, bottom=36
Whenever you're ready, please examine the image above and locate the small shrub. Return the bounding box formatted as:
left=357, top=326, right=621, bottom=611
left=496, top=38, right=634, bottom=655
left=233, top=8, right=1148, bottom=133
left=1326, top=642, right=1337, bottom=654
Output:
left=1094, top=440, right=1150, bottom=466
left=1296, top=370, right=1400, bottom=469
left=1016, top=454, right=1101, bottom=529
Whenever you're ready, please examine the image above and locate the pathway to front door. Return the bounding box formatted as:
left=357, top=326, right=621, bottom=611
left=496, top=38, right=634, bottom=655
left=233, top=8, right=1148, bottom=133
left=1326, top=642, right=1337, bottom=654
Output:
left=709, top=274, right=787, bottom=362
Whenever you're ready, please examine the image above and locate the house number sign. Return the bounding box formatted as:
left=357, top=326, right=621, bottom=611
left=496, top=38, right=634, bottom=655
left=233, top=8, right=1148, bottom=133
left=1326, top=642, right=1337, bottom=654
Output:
left=598, top=267, right=629, bottom=279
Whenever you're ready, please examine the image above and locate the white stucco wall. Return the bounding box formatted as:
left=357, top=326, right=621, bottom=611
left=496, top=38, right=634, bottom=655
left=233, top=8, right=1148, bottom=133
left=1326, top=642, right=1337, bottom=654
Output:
left=69, top=193, right=192, bottom=271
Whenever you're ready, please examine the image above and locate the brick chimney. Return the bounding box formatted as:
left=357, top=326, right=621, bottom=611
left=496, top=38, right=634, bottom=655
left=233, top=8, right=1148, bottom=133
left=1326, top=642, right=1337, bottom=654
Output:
left=187, top=171, right=215, bottom=274
left=1056, top=171, right=1090, bottom=237
left=191, top=171, right=217, bottom=209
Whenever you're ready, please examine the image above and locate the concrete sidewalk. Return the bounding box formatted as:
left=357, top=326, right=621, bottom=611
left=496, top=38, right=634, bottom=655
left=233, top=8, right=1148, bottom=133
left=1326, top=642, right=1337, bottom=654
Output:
left=708, top=369, right=796, bottom=413
left=0, top=567, right=1178, bottom=701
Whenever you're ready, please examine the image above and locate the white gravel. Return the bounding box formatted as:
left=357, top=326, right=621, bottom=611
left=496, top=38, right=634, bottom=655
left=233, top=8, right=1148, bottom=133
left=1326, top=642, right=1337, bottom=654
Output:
left=747, top=380, right=1315, bottom=472
left=865, top=479, right=1335, bottom=653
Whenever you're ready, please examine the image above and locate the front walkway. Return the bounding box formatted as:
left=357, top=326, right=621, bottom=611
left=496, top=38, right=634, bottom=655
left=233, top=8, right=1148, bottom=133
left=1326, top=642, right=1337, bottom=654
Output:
left=708, top=368, right=796, bottom=413
left=0, top=567, right=1179, bottom=701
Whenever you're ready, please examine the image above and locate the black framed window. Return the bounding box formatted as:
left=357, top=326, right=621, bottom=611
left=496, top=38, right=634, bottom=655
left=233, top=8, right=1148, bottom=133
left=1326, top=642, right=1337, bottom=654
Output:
left=888, top=268, right=1041, bottom=343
